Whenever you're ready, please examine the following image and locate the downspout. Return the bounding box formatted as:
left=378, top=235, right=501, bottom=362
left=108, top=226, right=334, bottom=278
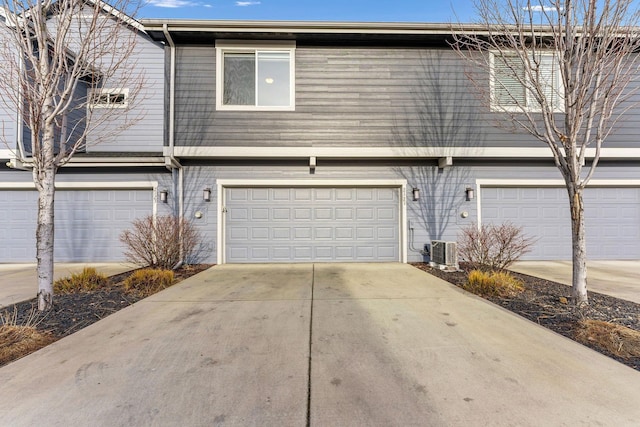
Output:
left=163, top=23, right=185, bottom=268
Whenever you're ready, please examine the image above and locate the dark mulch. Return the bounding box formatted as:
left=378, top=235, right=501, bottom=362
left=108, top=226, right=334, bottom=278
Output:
left=0, top=264, right=212, bottom=366
left=412, top=262, right=640, bottom=371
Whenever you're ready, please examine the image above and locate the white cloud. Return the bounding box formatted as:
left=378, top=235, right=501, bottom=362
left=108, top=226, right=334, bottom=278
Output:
left=524, top=5, right=558, bottom=12
left=236, top=1, right=261, bottom=6
left=147, top=0, right=197, bottom=7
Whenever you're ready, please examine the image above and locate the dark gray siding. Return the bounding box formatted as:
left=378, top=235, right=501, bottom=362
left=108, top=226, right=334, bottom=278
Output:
left=175, top=46, right=216, bottom=147
left=174, top=46, right=640, bottom=149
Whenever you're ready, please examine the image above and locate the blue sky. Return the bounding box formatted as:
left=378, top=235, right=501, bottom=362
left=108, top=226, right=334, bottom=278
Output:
left=138, top=0, right=478, bottom=22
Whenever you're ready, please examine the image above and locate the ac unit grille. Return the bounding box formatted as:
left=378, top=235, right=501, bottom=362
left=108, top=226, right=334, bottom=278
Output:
left=431, top=240, right=458, bottom=267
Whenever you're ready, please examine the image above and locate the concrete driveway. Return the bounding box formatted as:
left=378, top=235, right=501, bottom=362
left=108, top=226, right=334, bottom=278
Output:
left=511, top=260, right=640, bottom=304
left=1, top=263, right=640, bottom=426
left=0, top=263, right=138, bottom=307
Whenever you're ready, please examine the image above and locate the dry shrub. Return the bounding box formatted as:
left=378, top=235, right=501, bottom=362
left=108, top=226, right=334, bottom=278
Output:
left=120, top=215, right=201, bottom=270
left=464, top=269, right=524, bottom=297
left=575, top=320, right=640, bottom=359
left=54, top=267, right=108, bottom=294
left=0, top=308, right=55, bottom=366
left=458, top=222, right=536, bottom=271
left=123, top=268, right=175, bottom=297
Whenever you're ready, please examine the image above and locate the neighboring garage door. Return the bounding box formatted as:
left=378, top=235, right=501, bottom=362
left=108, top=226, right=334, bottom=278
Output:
left=224, top=187, right=400, bottom=263
left=0, top=189, right=153, bottom=262
left=481, top=187, right=640, bottom=260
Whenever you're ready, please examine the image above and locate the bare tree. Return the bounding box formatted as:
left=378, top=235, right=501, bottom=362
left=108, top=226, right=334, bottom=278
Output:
left=0, top=0, right=144, bottom=310
left=453, top=0, right=640, bottom=305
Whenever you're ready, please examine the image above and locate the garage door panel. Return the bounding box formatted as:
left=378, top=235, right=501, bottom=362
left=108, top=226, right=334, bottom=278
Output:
left=482, top=187, right=640, bottom=260
left=315, top=228, right=332, bottom=239
left=225, top=186, right=400, bottom=263
left=273, top=228, right=290, bottom=239
left=294, top=188, right=312, bottom=200
left=295, top=208, right=312, bottom=219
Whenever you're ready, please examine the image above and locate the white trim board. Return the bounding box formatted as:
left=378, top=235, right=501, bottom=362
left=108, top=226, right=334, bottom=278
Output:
left=0, top=149, right=14, bottom=159
left=0, top=181, right=157, bottom=190
left=475, top=179, right=640, bottom=226
left=170, top=146, right=640, bottom=160
left=216, top=179, right=408, bottom=265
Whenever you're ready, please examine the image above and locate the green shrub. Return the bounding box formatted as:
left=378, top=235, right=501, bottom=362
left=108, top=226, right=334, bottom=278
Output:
left=54, top=267, right=108, bottom=294
left=122, top=268, right=175, bottom=297
left=464, top=270, right=524, bottom=297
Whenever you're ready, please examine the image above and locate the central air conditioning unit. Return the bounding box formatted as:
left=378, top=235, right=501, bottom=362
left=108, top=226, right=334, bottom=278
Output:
left=430, top=240, right=458, bottom=269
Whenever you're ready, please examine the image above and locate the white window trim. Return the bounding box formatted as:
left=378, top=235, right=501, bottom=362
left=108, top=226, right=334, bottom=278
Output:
left=215, top=40, right=296, bottom=112
left=489, top=51, right=564, bottom=113
left=89, top=88, right=129, bottom=109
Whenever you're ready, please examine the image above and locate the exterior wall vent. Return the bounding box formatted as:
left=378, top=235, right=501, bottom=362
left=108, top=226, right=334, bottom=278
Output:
left=430, top=240, right=458, bottom=269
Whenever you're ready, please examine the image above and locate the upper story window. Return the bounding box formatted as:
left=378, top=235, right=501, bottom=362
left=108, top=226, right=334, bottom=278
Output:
left=490, top=52, right=564, bottom=113
left=90, top=88, right=129, bottom=109
left=216, top=41, right=295, bottom=111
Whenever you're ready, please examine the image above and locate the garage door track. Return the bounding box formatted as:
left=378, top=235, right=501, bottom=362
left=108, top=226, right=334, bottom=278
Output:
left=1, top=263, right=639, bottom=426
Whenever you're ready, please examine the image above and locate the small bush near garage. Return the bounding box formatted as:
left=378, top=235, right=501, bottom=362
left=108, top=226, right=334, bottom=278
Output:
left=54, top=267, right=109, bottom=294
left=575, top=320, right=640, bottom=359
left=457, top=222, right=536, bottom=271
left=464, top=269, right=524, bottom=298
left=120, top=215, right=201, bottom=270
left=0, top=308, right=54, bottom=365
left=122, top=268, right=175, bottom=297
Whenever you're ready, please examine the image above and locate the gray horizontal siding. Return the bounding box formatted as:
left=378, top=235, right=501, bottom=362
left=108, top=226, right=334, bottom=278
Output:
left=174, top=46, right=640, bottom=149
left=0, top=25, right=18, bottom=156
left=86, top=33, right=165, bottom=153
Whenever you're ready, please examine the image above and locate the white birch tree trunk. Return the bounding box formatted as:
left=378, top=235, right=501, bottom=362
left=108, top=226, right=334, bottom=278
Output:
left=567, top=185, right=588, bottom=305
left=34, top=114, right=57, bottom=311
left=35, top=167, right=55, bottom=311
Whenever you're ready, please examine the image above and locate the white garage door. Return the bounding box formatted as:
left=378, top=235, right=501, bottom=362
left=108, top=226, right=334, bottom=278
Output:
left=224, top=187, right=401, bottom=263
left=481, top=187, right=640, bottom=260
left=0, top=189, right=153, bottom=262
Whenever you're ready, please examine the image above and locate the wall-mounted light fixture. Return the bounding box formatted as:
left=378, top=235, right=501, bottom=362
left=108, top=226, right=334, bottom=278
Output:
left=465, top=187, right=475, bottom=201
left=203, top=188, right=211, bottom=202
left=412, top=187, right=420, bottom=201
left=159, top=189, right=168, bottom=203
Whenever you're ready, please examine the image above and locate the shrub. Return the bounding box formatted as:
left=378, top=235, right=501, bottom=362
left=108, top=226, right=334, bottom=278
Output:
left=464, top=269, right=524, bottom=297
left=122, top=268, right=175, bottom=297
left=54, top=267, right=108, bottom=294
left=120, top=215, right=201, bottom=270
left=575, top=320, right=640, bottom=359
left=457, top=222, right=536, bottom=271
left=0, top=308, right=55, bottom=366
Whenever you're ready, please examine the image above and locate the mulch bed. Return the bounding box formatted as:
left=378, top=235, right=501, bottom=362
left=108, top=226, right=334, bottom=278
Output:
left=412, top=262, right=640, bottom=371
left=0, top=264, right=212, bottom=366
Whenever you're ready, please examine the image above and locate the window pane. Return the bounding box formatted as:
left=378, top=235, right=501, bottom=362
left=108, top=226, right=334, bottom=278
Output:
left=223, top=52, right=255, bottom=105
left=257, top=51, right=290, bottom=107
left=538, top=54, right=561, bottom=109
left=495, top=55, right=526, bottom=107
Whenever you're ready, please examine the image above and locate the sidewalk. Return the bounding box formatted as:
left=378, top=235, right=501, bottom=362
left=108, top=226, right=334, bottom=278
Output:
left=0, top=263, right=137, bottom=307
left=511, top=260, right=640, bottom=304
